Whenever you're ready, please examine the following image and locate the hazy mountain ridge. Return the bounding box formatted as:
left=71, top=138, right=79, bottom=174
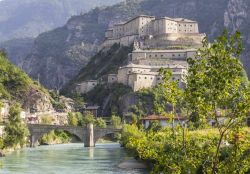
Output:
left=3, top=0, right=250, bottom=89
left=0, top=0, right=123, bottom=42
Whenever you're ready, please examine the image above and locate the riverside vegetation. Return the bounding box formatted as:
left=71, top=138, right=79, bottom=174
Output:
left=0, top=30, right=250, bottom=174
left=0, top=104, right=29, bottom=154
left=120, top=31, right=250, bottom=174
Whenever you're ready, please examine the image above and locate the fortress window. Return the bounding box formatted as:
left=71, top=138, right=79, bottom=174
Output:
left=178, top=54, right=181, bottom=56
left=151, top=77, right=153, bottom=80
left=149, top=55, right=152, bottom=58
left=155, top=55, right=157, bottom=57
left=172, top=77, right=175, bottom=80
left=161, top=55, right=163, bottom=57
left=190, top=24, right=192, bottom=27
left=145, top=77, right=147, bottom=79
left=157, top=77, right=161, bottom=80
left=172, top=54, right=175, bottom=57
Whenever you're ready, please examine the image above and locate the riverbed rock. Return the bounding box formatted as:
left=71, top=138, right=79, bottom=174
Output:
left=0, top=150, right=5, bottom=157
left=118, top=158, right=147, bottom=169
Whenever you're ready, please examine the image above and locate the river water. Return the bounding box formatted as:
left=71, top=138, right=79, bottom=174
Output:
left=0, top=143, right=148, bottom=174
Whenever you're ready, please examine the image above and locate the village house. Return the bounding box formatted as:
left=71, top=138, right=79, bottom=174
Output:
left=140, top=115, right=187, bottom=129
left=0, top=100, right=9, bottom=123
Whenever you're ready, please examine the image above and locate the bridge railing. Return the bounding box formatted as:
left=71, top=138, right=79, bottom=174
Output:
left=27, top=123, right=123, bottom=130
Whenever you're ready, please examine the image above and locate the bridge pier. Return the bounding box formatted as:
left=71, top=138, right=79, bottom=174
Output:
left=30, top=135, right=39, bottom=148
left=84, top=124, right=95, bottom=147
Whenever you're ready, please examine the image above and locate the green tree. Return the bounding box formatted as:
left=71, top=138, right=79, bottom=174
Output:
left=185, top=30, right=250, bottom=173
left=111, top=115, right=122, bottom=128
left=67, top=112, right=78, bottom=126
left=153, top=69, right=183, bottom=116
left=4, top=104, right=29, bottom=148
left=95, top=118, right=107, bottom=128
left=82, top=112, right=95, bottom=126
left=40, top=115, right=53, bottom=124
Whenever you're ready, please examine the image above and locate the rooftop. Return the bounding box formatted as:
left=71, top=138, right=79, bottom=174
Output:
left=120, top=63, right=187, bottom=69
left=141, top=115, right=187, bottom=121
left=76, top=80, right=98, bottom=85
left=124, top=15, right=155, bottom=25
left=132, top=48, right=197, bottom=53
left=84, top=106, right=100, bottom=110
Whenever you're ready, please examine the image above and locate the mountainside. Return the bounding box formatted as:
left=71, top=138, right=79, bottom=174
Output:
left=0, top=51, right=53, bottom=112
left=10, top=0, right=250, bottom=89
left=0, top=0, right=122, bottom=42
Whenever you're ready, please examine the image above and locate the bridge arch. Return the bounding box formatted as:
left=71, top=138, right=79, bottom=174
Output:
left=28, top=124, right=87, bottom=147
left=94, top=129, right=121, bottom=144
left=28, top=124, right=122, bottom=147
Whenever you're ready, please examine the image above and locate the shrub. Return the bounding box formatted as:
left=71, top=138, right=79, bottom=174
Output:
left=111, top=115, right=121, bottom=128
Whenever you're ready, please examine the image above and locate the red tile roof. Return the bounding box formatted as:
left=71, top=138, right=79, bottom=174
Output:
left=140, top=115, right=187, bottom=121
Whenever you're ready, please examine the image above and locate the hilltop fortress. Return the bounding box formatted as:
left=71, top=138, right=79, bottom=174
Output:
left=102, top=15, right=205, bottom=49
left=76, top=15, right=205, bottom=93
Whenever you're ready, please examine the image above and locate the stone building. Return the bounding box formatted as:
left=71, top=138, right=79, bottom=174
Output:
left=0, top=100, right=9, bottom=123
left=75, top=80, right=98, bottom=94
left=117, top=63, right=187, bottom=91
left=140, top=115, right=187, bottom=129
left=102, top=15, right=204, bottom=48
left=107, top=74, right=118, bottom=84
left=75, top=16, right=203, bottom=94
left=130, top=48, right=196, bottom=65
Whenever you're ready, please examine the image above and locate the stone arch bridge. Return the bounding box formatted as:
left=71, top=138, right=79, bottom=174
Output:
left=27, top=124, right=122, bottom=147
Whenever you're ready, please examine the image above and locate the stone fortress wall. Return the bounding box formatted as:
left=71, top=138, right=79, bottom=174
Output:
left=101, top=15, right=204, bottom=49
left=76, top=15, right=204, bottom=93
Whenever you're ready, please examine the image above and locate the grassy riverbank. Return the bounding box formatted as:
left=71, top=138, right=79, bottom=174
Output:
left=121, top=124, right=250, bottom=174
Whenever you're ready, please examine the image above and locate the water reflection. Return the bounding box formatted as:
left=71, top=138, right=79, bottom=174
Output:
left=0, top=143, right=148, bottom=174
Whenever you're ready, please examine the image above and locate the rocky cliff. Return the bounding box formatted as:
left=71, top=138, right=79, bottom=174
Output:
left=0, top=51, right=53, bottom=113
left=8, top=0, right=250, bottom=89
left=224, top=0, right=250, bottom=75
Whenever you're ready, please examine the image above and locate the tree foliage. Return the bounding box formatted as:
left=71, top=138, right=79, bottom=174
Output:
left=67, top=112, right=106, bottom=128
left=123, top=31, right=250, bottom=174
left=111, top=115, right=122, bottom=128
left=4, top=104, right=29, bottom=148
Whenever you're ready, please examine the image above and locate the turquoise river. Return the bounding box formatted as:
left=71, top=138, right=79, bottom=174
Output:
left=0, top=143, right=149, bottom=174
